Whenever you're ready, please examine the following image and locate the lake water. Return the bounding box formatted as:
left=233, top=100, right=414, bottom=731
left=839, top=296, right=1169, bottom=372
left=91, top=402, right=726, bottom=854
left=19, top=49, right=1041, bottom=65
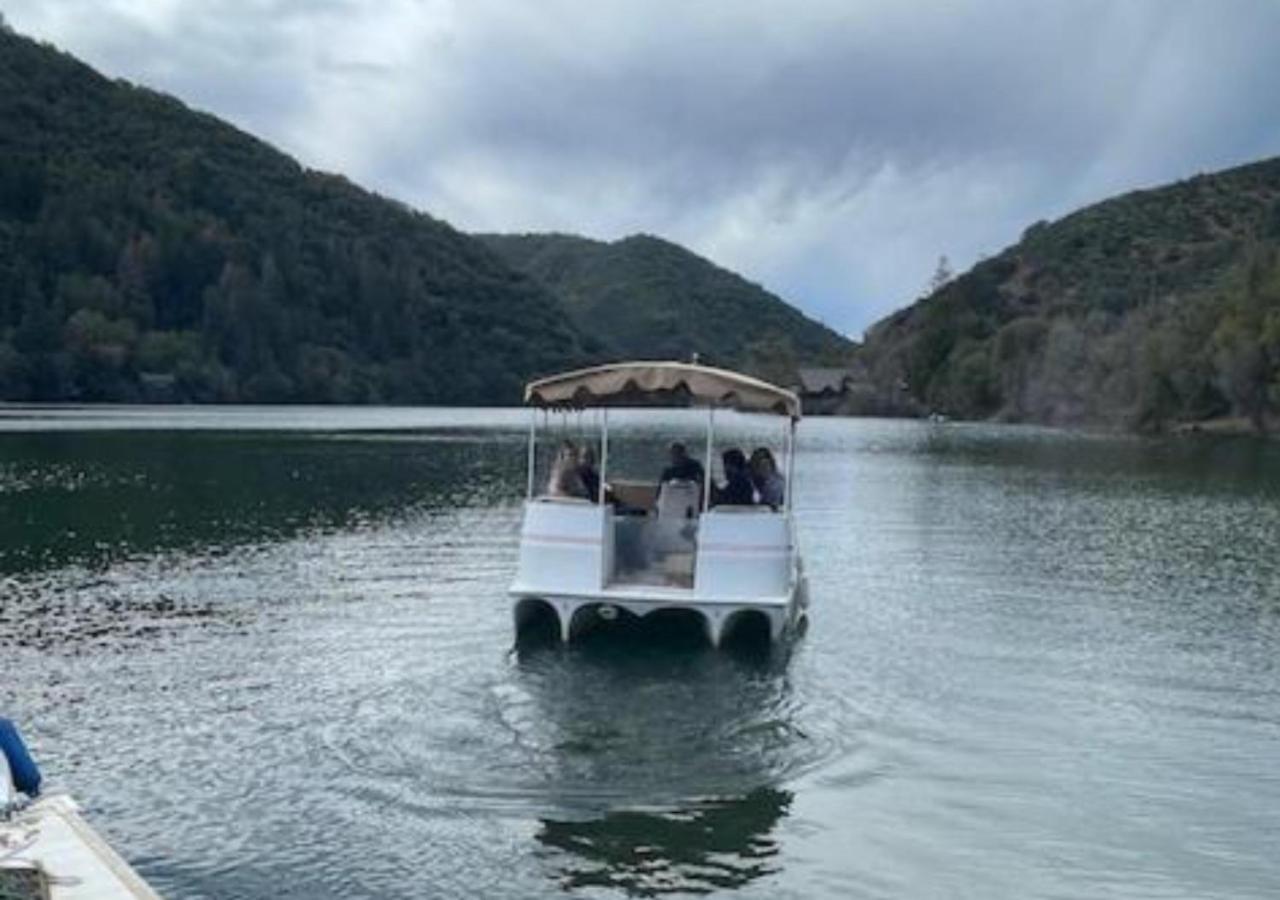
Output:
left=3, top=406, right=1279, bottom=899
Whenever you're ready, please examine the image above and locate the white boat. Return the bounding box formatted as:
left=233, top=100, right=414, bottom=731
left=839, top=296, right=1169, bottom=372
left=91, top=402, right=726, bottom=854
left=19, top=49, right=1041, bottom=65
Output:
left=509, top=361, right=808, bottom=648
left=2, top=722, right=160, bottom=900
left=0, top=796, right=161, bottom=900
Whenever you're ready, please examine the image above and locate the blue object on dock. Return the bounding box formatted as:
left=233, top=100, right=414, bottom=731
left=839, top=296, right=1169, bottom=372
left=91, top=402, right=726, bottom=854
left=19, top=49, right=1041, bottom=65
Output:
left=0, top=718, right=41, bottom=796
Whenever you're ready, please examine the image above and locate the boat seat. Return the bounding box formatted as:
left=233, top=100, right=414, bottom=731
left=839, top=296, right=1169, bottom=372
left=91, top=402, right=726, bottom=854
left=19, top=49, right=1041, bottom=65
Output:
left=653, top=480, right=699, bottom=555
left=656, top=479, right=700, bottom=520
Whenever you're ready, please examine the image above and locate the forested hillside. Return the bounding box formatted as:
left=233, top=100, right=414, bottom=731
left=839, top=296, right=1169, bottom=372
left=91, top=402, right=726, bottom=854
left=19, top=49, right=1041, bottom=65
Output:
left=479, top=233, right=851, bottom=385
left=859, top=157, right=1280, bottom=431
left=0, top=28, right=595, bottom=403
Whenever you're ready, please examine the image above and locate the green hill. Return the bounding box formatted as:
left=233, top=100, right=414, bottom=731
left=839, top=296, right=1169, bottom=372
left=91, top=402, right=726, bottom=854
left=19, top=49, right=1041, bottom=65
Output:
left=0, top=27, right=595, bottom=404
left=858, top=157, right=1280, bottom=432
left=478, top=232, right=852, bottom=385
left=0, top=27, right=848, bottom=405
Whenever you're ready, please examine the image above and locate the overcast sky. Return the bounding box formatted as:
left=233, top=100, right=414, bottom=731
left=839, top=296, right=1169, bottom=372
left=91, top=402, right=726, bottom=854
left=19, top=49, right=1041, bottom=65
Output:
left=6, top=1, right=1280, bottom=336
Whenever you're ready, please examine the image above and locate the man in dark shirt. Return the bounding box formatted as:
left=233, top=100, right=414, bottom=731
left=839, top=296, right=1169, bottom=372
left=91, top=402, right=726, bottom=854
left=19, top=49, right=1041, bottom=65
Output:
left=660, top=442, right=705, bottom=486
left=713, top=448, right=755, bottom=506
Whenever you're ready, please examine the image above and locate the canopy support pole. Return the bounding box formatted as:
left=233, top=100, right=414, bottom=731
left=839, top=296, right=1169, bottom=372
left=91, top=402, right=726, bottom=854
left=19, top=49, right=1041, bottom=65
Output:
left=702, top=405, right=715, bottom=510
left=526, top=406, right=537, bottom=499
left=784, top=417, right=796, bottom=513
left=599, top=408, right=609, bottom=504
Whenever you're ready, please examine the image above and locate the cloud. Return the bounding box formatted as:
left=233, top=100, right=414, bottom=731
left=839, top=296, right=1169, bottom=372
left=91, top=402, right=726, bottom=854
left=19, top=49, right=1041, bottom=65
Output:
left=7, top=0, right=1280, bottom=335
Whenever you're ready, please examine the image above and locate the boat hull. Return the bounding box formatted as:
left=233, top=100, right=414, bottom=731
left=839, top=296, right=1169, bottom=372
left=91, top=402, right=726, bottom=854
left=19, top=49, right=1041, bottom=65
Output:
left=510, top=571, right=808, bottom=647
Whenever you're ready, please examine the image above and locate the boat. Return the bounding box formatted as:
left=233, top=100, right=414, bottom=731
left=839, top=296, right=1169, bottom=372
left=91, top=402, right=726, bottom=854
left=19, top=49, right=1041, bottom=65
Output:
left=509, top=361, right=808, bottom=648
left=1, top=719, right=161, bottom=900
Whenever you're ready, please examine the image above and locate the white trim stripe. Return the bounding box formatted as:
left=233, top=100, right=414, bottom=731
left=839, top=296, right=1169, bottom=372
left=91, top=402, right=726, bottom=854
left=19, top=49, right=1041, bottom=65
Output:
left=699, top=542, right=792, bottom=553
left=522, top=533, right=603, bottom=546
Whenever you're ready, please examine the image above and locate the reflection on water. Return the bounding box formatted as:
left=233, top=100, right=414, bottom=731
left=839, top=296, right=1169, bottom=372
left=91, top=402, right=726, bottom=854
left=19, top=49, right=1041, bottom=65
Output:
left=0, top=573, right=237, bottom=652
left=3, top=409, right=1280, bottom=899
left=512, top=634, right=838, bottom=802
left=538, top=787, right=791, bottom=896
left=518, top=633, right=800, bottom=895
left=0, top=427, right=525, bottom=575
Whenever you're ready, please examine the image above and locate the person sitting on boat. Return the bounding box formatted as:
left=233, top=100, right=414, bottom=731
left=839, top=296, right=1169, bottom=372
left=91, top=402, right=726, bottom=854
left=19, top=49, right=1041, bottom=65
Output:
left=577, top=445, right=602, bottom=502
left=660, top=442, right=705, bottom=487
left=548, top=440, right=590, bottom=499
left=749, top=446, right=785, bottom=510
left=713, top=448, right=755, bottom=506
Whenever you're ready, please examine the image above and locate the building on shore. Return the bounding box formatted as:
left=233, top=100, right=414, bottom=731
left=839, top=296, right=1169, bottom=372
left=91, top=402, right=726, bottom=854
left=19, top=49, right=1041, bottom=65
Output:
left=792, top=368, right=854, bottom=414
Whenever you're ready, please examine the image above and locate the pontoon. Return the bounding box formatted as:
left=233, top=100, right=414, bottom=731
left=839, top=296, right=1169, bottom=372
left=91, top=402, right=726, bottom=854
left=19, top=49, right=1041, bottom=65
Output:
left=509, top=361, right=808, bottom=648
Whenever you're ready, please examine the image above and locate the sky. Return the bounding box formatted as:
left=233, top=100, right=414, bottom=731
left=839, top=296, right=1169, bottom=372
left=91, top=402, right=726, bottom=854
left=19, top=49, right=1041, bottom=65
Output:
left=5, top=1, right=1280, bottom=337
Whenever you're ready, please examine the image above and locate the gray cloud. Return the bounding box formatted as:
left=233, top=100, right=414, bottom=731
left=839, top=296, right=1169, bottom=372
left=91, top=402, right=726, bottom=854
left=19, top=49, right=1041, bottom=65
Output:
left=7, top=0, right=1280, bottom=335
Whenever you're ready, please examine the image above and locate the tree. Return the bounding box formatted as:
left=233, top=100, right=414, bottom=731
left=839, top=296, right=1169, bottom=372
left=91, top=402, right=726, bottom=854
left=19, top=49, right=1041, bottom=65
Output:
left=926, top=255, right=954, bottom=295
left=1213, top=321, right=1269, bottom=432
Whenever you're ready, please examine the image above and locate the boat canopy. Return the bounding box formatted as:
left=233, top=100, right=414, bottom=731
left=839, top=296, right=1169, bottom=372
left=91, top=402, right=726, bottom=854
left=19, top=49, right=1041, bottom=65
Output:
left=524, top=361, right=801, bottom=418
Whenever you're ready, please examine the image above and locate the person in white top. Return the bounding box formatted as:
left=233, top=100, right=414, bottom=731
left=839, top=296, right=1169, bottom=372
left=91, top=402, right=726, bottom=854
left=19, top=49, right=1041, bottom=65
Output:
left=547, top=441, right=589, bottom=499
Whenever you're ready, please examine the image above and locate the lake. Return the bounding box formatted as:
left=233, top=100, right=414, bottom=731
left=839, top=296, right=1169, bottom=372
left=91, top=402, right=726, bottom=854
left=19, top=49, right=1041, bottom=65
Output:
left=3, top=406, right=1279, bottom=899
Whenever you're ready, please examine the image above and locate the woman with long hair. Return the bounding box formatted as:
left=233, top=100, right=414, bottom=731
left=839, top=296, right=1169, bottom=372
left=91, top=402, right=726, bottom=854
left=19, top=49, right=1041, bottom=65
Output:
left=749, top=446, right=785, bottom=510
left=547, top=440, right=589, bottom=498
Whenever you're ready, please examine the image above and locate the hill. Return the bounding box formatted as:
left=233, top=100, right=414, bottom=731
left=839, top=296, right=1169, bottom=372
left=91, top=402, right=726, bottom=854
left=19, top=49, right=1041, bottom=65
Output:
left=478, top=232, right=852, bottom=385
left=858, top=158, right=1280, bottom=432
left=0, top=27, right=595, bottom=404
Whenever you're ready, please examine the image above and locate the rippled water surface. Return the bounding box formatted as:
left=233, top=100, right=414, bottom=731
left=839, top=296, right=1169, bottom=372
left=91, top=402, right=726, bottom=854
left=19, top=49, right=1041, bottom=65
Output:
left=3, top=406, right=1280, bottom=898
